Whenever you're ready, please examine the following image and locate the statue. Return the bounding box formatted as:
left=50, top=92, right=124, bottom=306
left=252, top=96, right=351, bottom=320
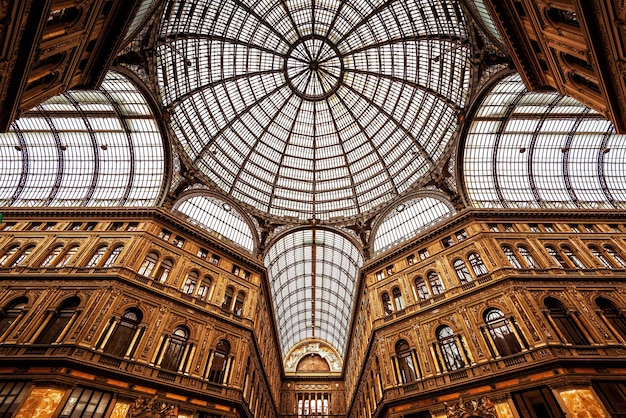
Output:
left=128, top=395, right=178, bottom=418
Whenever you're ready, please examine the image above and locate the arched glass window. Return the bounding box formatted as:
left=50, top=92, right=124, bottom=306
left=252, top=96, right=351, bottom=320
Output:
left=605, top=246, right=626, bottom=268
left=392, top=287, right=405, bottom=310
left=0, top=297, right=28, bottom=339
left=102, top=245, right=123, bottom=267
left=160, top=326, right=189, bottom=371
left=546, top=246, right=567, bottom=268
left=381, top=292, right=393, bottom=316
left=395, top=340, right=418, bottom=384
left=40, top=245, right=64, bottom=267
left=222, top=287, right=234, bottom=311
left=35, top=297, right=80, bottom=344
left=154, top=258, right=173, bottom=283
left=562, top=246, right=587, bottom=269
left=589, top=246, right=614, bottom=268
left=517, top=245, right=538, bottom=268
left=233, top=292, right=245, bottom=317
left=437, top=326, right=464, bottom=371
left=9, top=245, right=35, bottom=267
left=485, top=308, right=522, bottom=357
left=427, top=272, right=444, bottom=295
left=414, top=277, right=430, bottom=301
left=453, top=259, right=472, bottom=284
left=596, top=297, right=626, bottom=341
left=57, top=245, right=79, bottom=267
left=468, top=252, right=488, bottom=277
left=207, top=339, right=230, bottom=383
left=86, top=245, right=108, bottom=267
left=545, top=297, right=589, bottom=345
left=197, top=276, right=212, bottom=301
left=182, top=271, right=198, bottom=295
left=0, top=245, right=20, bottom=266
left=138, top=252, right=158, bottom=276
left=103, top=308, right=143, bottom=358
left=502, top=245, right=523, bottom=269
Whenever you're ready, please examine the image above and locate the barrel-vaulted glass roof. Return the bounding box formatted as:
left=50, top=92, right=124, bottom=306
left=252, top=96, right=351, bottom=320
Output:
left=0, top=72, right=165, bottom=207
left=157, top=0, right=472, bottom=221
left=264, top=229, right=363, bottom=357
left=463, top=74, right=626, bottom=209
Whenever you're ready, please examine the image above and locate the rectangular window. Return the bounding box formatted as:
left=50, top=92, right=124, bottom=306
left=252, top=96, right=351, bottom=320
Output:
left=583, top=224, right=596, bottom=233
left=593, top=382, right=626, bottom=416
left=455, top=229, right=468, bottom=241
left=242, top=270, right=251, bottom=280
left=503, top=223, right=514, bottom=232
left=488, top=223, right=500, bottom=232
left=197, top=248, right=209, bottom=259
left=126, top=222, right=138, bottom=231
left=44, top=222, right=57, bottom=231
left=375, top=270, right=385, bottom=281
left=159, top=229, right=172, bottom=240
left=512, top=387, right=564, bottom=418
left=442, top=236, right=454, bottom=248
left=85, top=222, right=96, bottom=231
left=60, top=387, right=112, bottom=418
left=173, top=236, right=185, bottom=248
left=28, top=222, right=42, bottom=231
left=609, top=224, right=621, bottom=233
left=385, top=264, right=395, bottom=275
left=528, top=223, right=540, bottom=232
left=69, top=222, right=82, bottom=231
left=0, top=381, right=29, bottom=416
left=543, top=224, right=555, bottom=232
left=232, top=265, right=241, bottom=275
left=1, top=222, right=16, bottom=231
left=406, top=254, right=415, bottom=265
left=109, top=222, right=124, bottom=231
left=210, top=255, right=220, bottom=265
left=569, top=224, right=580, bottom=233
left=418, top=249, right=429, bottom=260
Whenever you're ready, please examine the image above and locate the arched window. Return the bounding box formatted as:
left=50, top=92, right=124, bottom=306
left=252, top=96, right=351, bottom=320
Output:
left=197, top=275, right=212, bottom=301
left=437, top=326, right=464, bottom=371
left=182, top=271, right=199, bottom=295
left=381, top=292, right=393, bottom=316
left=427, top=271, right=444, bottom=295
left=234, top=292, right=245, bottom=317
left=102, top=308, right=143, bottom=358
left=502, top=245, right=523, bottom=269
left=0, top=245, right=20, bottom=266
left=222, top=287, right=234, bottom=311
left=517, top=245, right=538, bottom=268
left=154, top=258, right=173, bottom=283
left=9, top=245, right=35, bottom=267
left=596, top=297, right=626, bottom=341
left=57, top=245, right=79, bottom=267
left=395, top=340, right=418, bottom=384
left=484, top=308, right=522, bottom=357
left=160, top=326, right=190, bottom=372
left=589, top=246, right=614, bottom=268
left=102, top=245, right=123, bottom=267
left=453, top=259, right=472, bottom=284
left=207, top=339, right=231, bottom=383
left=138, top=252, right=158, bottom=276
left=86, top=245, right=108, bottom=267
left=468, top=252, right=488, bottom=277
left=392, top=287, right=405, bottom=310
left=605, top=246, right=626, bottom=268
left=562, top=245, right=587, bottom=269
left=546, top=246, right=567, bottom=268
left=414, top=276, right=430, bottom=301
left=40, top=245, right=64, bottom=267
left=545, top=297, right=589, bottom=345
left=0, top=297, right=28, bottom=339
left=34, top=297, right=80, bottom=344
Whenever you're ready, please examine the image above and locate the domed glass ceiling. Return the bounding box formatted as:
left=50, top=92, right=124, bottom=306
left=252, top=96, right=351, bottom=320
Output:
left=157, top=0, right=471, bottom=221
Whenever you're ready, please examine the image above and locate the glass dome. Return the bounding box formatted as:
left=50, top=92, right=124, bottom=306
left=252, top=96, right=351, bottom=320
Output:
left=157, top=0, right=472, bottom=221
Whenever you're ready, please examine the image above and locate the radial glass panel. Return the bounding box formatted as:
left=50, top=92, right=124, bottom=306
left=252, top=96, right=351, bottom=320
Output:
left=264, top=229, right=363, bottom=358
left=463, top=74, right=626, bottom=209
left=157, top=0, right=471, bottom=221
left=0, top=72, right=165, bottom=207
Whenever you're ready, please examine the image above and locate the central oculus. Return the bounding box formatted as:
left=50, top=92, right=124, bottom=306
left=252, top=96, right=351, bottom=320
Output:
left=284, top=35, right=343, bottom=101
